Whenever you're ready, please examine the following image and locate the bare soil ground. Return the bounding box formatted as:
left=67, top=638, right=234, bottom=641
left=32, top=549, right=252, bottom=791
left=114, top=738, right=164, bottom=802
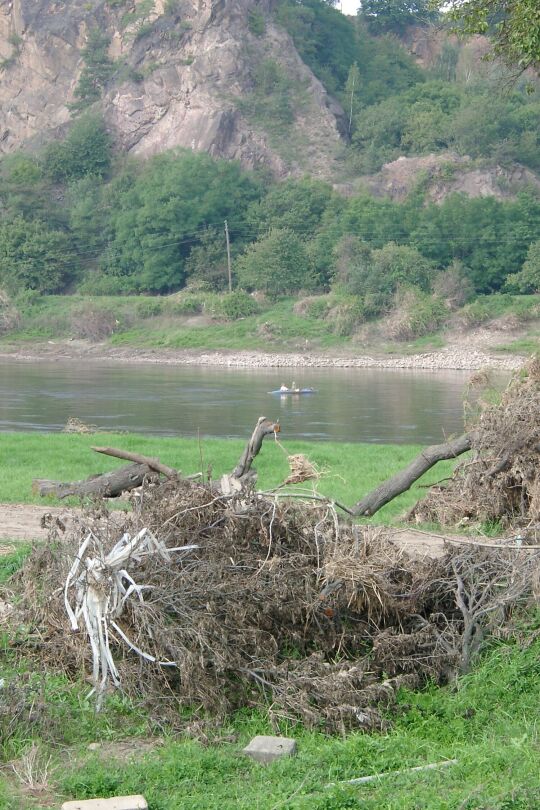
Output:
left=0, top=502, right=455, bottom=558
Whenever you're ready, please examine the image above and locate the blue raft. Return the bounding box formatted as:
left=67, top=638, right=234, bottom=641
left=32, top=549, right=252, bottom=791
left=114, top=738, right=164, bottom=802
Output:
left=268, top=387, right=317, bottom=395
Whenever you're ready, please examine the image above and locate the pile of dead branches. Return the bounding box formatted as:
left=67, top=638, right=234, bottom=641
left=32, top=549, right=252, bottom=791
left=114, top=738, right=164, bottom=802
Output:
left=8, top=477, right=540, bottom=734
left=413, top=357, right=540, bottom=530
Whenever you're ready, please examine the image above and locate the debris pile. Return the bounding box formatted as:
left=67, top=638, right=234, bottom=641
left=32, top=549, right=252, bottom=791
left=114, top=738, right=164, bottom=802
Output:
left=413, top=357, right=540, bottom=530
left=10, top=477, right=540, bottom=733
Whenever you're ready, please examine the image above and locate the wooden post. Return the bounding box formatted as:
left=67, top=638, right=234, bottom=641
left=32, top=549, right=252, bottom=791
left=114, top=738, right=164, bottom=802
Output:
left=224, top=219, right=232, bottom=293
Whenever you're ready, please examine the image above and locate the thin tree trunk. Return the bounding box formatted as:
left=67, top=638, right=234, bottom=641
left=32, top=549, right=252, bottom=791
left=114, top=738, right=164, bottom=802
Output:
left=33, top=463, right=156, bottom=499
left=350, top=433, right=473, bottom=517
left=231, top=417, right=280, bottom=480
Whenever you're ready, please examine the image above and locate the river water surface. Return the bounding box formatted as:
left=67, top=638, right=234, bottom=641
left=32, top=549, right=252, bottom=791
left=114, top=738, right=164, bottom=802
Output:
left=0, top=360, right=487, bottom=444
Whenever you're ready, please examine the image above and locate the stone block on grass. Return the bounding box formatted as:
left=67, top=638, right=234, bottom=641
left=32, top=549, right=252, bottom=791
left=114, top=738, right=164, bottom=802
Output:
left=61, top=796, right=148, bottom=810
left=243, top=735, right=297, bottom=764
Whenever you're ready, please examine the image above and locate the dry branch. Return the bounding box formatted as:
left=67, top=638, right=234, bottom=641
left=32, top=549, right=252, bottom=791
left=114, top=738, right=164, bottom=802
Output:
left=92, top=446, right=179, bottom=479
left=350, top=433, right=473, bottom=517
left=231, top=416, right=280, bottom=479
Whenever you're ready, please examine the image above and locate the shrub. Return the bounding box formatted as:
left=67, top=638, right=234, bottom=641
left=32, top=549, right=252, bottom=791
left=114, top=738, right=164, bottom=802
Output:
left=166, top=296, right=204, bottom=316
left=505, top=240, right=540, bottom=294
left=293, top=296, right=330, bottom=319
left=136, top=298, right=163, bottom=318
left=0, top=289, right=21, bottom=335
left=70, top=307, right=119, bottom=340
left=77, top=273, right=139, bottom=296
left=215, top=290, right=259, bottom=320
left=382, top=288, right=448, bottom=341
left=247, top=8, right=266, bottom=36
left=433, top=261, right=475, bottom=310
left=458, top=295, right=514, bottom=328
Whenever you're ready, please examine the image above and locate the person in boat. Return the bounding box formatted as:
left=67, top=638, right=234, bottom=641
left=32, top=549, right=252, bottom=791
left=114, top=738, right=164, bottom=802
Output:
left=279, top=383, right=289, bottom=392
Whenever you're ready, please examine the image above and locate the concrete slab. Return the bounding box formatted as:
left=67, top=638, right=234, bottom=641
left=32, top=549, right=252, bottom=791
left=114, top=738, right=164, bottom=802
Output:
left=243, top=735, right=297, bottom=764
left=61, top=796, right=148, bottom=810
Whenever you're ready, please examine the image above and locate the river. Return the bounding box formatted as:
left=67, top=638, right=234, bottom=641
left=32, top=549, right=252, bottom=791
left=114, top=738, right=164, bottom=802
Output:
left=0, top=360, right=491, bottom=444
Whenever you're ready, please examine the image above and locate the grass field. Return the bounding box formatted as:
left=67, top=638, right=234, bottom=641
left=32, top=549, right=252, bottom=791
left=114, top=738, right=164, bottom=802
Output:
left=0, top=431, right=457, bottom=524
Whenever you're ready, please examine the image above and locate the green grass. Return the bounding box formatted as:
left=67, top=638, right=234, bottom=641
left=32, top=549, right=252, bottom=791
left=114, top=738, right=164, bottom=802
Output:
left=3, top=632, right=540, bottom=809
left=0, top=432, right=457, bottom=523
left=495, top=330, right=540, bottom=355
left=3, top=293, right=539, bottom=356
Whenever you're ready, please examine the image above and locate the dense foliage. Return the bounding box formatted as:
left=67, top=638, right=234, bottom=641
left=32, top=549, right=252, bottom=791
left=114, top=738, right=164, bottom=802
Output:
left=442, top=0, right=540, bottom=73
left=0, top=0, right=539, bottom=310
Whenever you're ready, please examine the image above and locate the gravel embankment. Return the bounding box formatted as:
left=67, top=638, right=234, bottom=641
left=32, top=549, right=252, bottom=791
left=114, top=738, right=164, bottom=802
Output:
left=0, top=343, right=526, bottom=370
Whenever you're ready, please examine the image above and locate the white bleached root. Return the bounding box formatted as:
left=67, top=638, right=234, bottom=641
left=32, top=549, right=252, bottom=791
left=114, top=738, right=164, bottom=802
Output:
left=63, top=527, right=197, bottom=709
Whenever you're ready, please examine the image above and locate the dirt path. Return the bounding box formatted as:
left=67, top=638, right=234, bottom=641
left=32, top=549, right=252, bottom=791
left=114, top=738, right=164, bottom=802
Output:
left=0, top=502, right=461, bottom=559
left=0, top=503, right=73, bottom=552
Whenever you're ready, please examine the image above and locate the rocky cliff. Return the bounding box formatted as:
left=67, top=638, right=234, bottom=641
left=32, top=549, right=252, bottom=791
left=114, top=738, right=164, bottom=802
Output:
left=0, top=0, right=343, bottom=176
left=367, top=153, right=540, bottom=203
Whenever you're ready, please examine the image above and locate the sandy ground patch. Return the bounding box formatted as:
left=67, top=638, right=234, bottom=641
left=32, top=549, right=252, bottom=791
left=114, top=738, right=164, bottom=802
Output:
left=0, top=502, right=463, bottom=559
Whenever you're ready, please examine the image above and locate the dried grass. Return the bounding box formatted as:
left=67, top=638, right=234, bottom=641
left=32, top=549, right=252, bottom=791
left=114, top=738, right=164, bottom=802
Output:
left=413, top=357, right=540, bottom=530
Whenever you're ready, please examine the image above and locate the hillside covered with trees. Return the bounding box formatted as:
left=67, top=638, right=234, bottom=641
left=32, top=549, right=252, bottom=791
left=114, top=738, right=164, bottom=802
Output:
left=0, top=0, right=539, bottom=343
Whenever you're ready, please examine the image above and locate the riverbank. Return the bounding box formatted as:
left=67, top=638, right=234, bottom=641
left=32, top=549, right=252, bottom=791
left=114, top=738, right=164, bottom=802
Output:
left=0, top=339, right=526, bottom=370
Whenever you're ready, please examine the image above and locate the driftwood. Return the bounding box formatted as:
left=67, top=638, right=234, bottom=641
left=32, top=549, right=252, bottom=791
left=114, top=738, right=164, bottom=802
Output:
left=231, top=417, right=280, bottom=479
left=91, top=446, right=179, bottom=479
left=350, top=433, right=473, bottom=517
left=33, top=463, right=156, bottom=499
left=34, top=417, right=279, bottom=500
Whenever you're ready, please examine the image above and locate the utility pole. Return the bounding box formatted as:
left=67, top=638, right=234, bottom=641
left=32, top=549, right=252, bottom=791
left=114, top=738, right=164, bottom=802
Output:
left=224, top=219, right=232, bottom=293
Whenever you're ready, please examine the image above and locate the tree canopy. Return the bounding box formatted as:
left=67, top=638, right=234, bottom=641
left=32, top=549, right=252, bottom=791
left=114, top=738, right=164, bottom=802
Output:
left=443, top=0, right=540, bottom=73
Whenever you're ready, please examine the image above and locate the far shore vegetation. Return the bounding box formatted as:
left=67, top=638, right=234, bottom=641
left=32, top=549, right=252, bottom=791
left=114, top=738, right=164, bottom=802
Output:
left=1, top=291, right=539, bottom=356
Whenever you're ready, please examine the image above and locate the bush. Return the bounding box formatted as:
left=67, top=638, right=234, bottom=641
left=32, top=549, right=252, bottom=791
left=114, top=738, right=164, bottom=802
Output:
left=214, top=290, right=259, bottom=320
left=382, top=288, right=448, bottom=341
left=293, top=296, right=330, bottom=319
left=70, top=307, right=119, bottom=340
left=433, top=261, right=475, bottom=310
left=505, top=240, right=540, bottom=294
left=0, top=289, right=21, bottom=335
left=136, top=298, right=163, bottom=318
left=166, top=295, right=204, bottom=316
left=247, top=8, right=266, bottom=35
left=77, top=273, right=139, bottom=296
left=42, top=114, right=112, bottom=182
left=458, top=295, right=514, bottom=328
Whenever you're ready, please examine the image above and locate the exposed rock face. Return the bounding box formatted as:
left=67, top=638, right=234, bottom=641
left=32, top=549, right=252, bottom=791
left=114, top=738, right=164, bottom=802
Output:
left=0, top=0, right=343, bottom=176
left=367, top=153, right=540, bottom=203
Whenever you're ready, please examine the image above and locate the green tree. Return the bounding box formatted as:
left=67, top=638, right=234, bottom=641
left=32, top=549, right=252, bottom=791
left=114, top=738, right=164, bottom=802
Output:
left=43, top=114, right=112, bottom=183
left=185, top=227, right=229, bottom=291
left=332, top=238, right=434, bottom=314
left=105, top=151, right=262, bottom=292
left=237, top=228, right=315, bottom=296
left=71, top=30, right=115, bottom=113
left=506, top=239, right=540, bottom=292
left=0, top=216, right=72, bottom=293
left=359, top=0, right=437, bottom=35
left=248, top=177, right=334, bottom=236
left=442, top=0, right=540, bottom=73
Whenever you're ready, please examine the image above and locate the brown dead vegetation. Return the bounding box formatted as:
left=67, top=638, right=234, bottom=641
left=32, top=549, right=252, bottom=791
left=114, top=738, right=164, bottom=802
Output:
left=7, top=478, right=540, bottom=734
left=413, top=357, right=540, bottom=529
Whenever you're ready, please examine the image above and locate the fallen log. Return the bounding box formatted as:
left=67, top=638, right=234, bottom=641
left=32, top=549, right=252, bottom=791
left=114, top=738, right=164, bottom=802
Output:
left=33, top=463, right=157, bottom=499
left=350, top=432, right=473, bottom=517
left=34, top=417, right=279, bottom=500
